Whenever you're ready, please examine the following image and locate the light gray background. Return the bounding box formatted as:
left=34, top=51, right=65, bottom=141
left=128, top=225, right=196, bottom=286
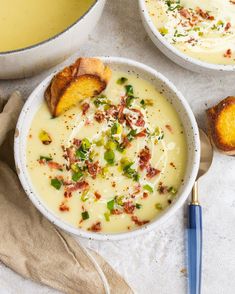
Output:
left=0, top=1, right=235, bottom=293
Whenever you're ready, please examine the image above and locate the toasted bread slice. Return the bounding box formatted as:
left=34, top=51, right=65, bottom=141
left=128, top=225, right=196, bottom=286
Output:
left=45, top=57, right=111, bottom=117
left=206, top=96, right=235, bottom=155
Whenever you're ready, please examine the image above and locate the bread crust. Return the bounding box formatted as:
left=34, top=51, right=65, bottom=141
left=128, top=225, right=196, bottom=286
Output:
left=45, top=57, right=111, bottom=116
left=206, top=96, right=235, bottom=155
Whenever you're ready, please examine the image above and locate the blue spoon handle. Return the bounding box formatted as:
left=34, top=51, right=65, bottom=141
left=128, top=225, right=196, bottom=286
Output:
left=188, top=204, right=202, bottom=294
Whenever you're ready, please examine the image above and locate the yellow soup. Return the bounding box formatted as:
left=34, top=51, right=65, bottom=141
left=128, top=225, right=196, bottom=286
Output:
left=0, top=0, right=95, bottom=52
left=27, top=70, right=187, bottom=234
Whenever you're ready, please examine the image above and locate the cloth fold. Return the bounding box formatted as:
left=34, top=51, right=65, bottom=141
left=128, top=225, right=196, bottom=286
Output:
left=0, top=92, right=132, bottom=294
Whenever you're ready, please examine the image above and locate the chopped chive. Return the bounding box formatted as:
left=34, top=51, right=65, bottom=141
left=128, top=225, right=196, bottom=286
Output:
left=117, top=77, right=128, bottom=85
left=81, top=211, right=89, bottom=220
left=136, top=203, right=142, bottom=209
left=111, top=122, right=122, bottom=135
left=81, top=138, right=91, bottom=151
left=127, top=129, right=137, bottom=142
left=143, top=184, right=154, bottom=193
left=51, top=178, right=62, bottom=190
left=140, top=99, right=146, bottom=108
left=72, top=171, right=83, bottom=182
left=107, top=199, right=115, bottom=211
left=125, top=85, right=134, bottom=96
left=126, top=95, right=135, bottom=107
left=39, top=155, right=52, bottom=162
left=76, top=149, right=87, bottom=160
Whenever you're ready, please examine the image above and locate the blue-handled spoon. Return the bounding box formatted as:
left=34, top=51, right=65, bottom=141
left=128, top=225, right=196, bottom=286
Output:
left=188, top=129, right=213, bottom=294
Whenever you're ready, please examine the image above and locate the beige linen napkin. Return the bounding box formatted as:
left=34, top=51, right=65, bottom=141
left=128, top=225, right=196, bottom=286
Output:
left=0, top=92, right=133, bottom=294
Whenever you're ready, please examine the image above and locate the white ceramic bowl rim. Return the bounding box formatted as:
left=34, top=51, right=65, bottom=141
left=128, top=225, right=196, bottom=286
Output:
left=14, top=56, right=200, bottom=241
left=139, top=0, right=235, bottom=72
left=0, top=0, right=99, bottom=55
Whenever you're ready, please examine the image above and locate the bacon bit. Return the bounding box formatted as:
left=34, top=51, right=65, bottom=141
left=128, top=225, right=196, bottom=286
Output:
left=146, top=166, right=160, bottom=179
left=94, top=191, right=102, bottom=200
left=81, top=102, right=90, bottom=115
left=89, top=222, right=101, bottom=232
left=179, top=8, right=190, bottom=19
left=224, top=49, right=232, bottom=58
left=64, top=191, right=72, bottom=198
left=139, top=146, right=151, bottom=170
left=143, top=192, right=149, bottom=199
left=230, top=0, right=235, bottom=4
left=47, top=161, right=63, bottom=171
left=225, top=22, right=231, bottom=31
left=85, top=119, right=92, bottom=126
left=59, top=202, right=70, bottom=212
left=133, top=183, right=141, bottom=195
left=118, top=104, right=125, bottom=123
left=122, top=135, right=131, bottom=148
left=66, top=147, right=76, bottom=165
left=73, top=138, right=81, bottom=148
left=65, top=181, right=89, bottom=193
left=131, top=216, right=149, bottom=226
left=123, top=201, right=136, bottom=214
left=126, top=109, right=145, bottom=128
left=86, top=161, right=101, bottom=179
left=165, top=124, right=173, bottom=133
left=106, top=105, right=118, bottom=118
left=196, top=7, right=214, bottom=20
left=111, top=182, right=116, bottom=188
left=94, top=110, right=105, bottom=123
left=111, top=209, right=123, bottom=215
left=187, top=37, right=196, bottom=44
left=158, top=182, right=168, bottom=195
left=136, top=129, right=147, bottom=138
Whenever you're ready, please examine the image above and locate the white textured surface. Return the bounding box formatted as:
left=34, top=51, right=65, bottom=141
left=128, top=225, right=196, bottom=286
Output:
left=0, top=1, right=235, bottom=293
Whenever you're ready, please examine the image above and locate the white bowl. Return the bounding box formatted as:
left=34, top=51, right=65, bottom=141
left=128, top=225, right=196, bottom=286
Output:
left=14, top=57, right=200, bottom=241
left=139, top=0, right=235, bottom=74
left=0, top=0, right=106, bottom=79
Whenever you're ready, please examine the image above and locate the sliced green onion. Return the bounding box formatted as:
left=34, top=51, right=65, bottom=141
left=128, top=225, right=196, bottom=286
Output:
left=117, top=77, right=128, bottom=85
left=104, top=211, right=110, bottom=221
left=136, top=203, right=142, bottom=209
left=125, top=85, right=134, bottom=96
left=51, top=178, right=62, bottom=190
left=155, top=203, right=163, bottom=210
left=72, top=171, right=83, bottom=182
left=81, top=211, right=89, bottom=220
left=143, top=184, right=154, bottom=193
left=104, top=149, right=115, bottom=165
left=127, top=129, right=137, bottom=142
left=107, top=199, right=115, bottom=211
left=39, top=155, right=52, bottom=162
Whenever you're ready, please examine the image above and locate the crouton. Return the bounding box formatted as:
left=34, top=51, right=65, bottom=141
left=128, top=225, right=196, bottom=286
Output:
left=206, top=96, right=235, bottom=155
left=45, top=57, right=111, bottom=117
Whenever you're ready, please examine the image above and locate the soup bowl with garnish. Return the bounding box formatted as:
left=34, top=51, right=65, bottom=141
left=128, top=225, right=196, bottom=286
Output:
left=139, top=0, right=235, bottom=74
left=14, top=57, right=200, bottom=241
left=0, top=0, right=105, bottom=79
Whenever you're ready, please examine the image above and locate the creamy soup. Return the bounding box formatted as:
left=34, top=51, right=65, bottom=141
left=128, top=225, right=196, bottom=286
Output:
left=0, top=0, right=95, bottom=52
left=146, top=0, right=235, bottom=65
left=27, top=71, right=187, bottom=233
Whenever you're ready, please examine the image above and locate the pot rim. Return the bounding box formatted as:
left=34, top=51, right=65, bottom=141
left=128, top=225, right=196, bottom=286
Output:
left=0, top=0, right=99, bottom=56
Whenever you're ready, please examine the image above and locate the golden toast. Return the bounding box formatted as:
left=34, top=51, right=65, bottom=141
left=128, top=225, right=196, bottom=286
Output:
left=206, top=96, right=235, bottom=155
left=45, top=57, right=111, bottom=117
